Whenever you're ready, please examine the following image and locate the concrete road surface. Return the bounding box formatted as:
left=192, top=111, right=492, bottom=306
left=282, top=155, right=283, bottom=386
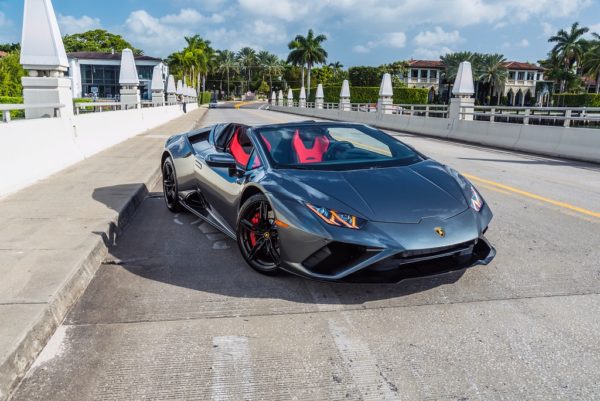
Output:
left=10, top=107, right=600, bottom=401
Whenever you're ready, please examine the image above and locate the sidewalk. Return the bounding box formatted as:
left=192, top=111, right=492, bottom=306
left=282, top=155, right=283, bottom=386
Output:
left=0, top=107, right=207, bottom=400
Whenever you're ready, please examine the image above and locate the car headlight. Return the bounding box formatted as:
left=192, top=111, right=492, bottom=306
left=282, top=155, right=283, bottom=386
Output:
left=306, top=203, right=363, bottom=229
left=470, top=186, right=483, bottom=212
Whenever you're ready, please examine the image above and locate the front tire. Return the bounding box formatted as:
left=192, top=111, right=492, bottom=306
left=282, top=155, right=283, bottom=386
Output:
left=162, top=157, right=181, bottom=212
left=237, top=194, right=280, bottom=275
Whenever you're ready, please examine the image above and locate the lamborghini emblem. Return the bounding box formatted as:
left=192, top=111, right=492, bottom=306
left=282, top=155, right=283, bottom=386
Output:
left=435, top=227, right=445, bottom=238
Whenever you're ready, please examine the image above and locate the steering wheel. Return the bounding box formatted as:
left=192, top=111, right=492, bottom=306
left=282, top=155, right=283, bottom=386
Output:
left=324, top=141, right=355, bottom=161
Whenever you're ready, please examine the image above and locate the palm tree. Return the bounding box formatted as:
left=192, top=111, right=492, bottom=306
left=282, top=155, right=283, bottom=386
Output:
left=479, top=54, right=508, bottom=105
left=548, top=22, right=590, bottom=92
left=287, top=29, right=328, bottom=96
left=263, top=54, right=284, bottom=92
left=440, top=51, right=478, bottom=102
left=237, top=47, right=257, bottom=92
left=217, top=50, right=239, bottom=97
left=583, top=33, right=600, bottom=94
left=328, top=61, right=343, bottom=70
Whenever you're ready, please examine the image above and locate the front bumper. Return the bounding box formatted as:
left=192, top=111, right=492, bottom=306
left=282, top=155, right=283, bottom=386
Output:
left=272, top=196, right=495, bottom=282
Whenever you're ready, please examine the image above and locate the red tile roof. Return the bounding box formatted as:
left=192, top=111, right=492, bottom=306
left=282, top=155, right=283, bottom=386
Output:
left=0, top=51, right=8, bottom=58
left=503, top=61, right=544, bottom=71
left=408, top=59, right=543, bottom=71
left=407, top=60, right=444, bottom=68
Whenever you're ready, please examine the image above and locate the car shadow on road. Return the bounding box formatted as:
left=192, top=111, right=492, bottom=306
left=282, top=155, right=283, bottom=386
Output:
left=92, top=186, right=471, bottom=306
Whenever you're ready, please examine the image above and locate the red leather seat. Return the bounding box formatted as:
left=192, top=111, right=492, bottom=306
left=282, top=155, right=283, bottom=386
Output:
left=292, top=129, right=329, bottom=163
left=230, top=128, right=250, bottom=166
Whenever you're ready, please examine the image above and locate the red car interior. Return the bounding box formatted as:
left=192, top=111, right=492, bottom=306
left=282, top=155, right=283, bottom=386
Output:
left=229, top=128, right=251, bottom=167
left=292, top=129, right=330, bottom=163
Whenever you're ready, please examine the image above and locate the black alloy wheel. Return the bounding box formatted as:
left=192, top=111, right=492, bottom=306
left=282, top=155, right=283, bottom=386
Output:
left=162, top=157, right=181, bottom=212
left=237, top=194, right=280, bottom=274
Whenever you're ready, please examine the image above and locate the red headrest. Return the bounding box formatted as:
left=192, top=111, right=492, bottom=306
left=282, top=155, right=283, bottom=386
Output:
left=292, top=129, right=329, bottom=163
left=230, top=128, right=250, bottom=167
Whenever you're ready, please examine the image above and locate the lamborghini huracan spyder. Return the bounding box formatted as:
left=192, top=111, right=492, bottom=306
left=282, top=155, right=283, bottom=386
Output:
left=161, top=121, right=495, bottom=281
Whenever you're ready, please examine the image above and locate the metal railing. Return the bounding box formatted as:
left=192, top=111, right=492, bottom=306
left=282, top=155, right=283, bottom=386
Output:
left=280, top=101, right=447, bottom=118
left=1, top=103, right=65, bottom=122
left=461, top=106, right=600, bottom=128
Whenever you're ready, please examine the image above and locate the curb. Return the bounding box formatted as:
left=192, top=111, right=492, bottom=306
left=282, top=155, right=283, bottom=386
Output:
left=1, top=109, right=207, bottom=401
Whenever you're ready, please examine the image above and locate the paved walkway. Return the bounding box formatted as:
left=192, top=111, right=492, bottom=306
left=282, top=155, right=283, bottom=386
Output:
left=0, top=107, right=207, bottom=400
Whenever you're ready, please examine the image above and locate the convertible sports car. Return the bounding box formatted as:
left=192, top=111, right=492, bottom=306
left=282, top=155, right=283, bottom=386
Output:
left=161, top=121, right=495, bottom=282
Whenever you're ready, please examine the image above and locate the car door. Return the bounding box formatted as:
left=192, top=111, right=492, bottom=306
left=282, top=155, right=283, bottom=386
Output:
left=194, top=125, right=249, bottom=231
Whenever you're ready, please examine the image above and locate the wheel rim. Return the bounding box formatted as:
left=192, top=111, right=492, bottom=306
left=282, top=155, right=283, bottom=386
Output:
left=239, top=200, right=280, bottom=268
left=162, top=161, right=177, bottom=207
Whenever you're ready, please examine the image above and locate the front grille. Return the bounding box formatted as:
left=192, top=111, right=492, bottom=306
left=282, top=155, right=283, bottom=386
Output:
left=302, top=242, right=372, bottom=276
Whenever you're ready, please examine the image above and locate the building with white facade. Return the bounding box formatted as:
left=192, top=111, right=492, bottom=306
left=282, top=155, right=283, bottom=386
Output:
left=67, top=51, right=166, bottom=100
left=403, top=59, right=546, bottom=105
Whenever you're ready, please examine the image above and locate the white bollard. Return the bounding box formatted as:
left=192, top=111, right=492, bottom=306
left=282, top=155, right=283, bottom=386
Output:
left=287, top=88, right=293, bottom=107
left=339, top=80, right=351, bottom=111
left=119, top=49, right=140, bottom=110
left=20, top=0, right=73, bottom=119
left=377, top=73, right=393, bottom=114
left=299, top=87, right=306, bottom=108
left=448, top=61, right=474, bottom=121
left=315, top=84, right=324, bottom=109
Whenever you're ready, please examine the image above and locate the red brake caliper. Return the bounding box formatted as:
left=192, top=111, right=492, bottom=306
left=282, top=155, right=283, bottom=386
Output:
left=249, top=212, right=260, bottom=246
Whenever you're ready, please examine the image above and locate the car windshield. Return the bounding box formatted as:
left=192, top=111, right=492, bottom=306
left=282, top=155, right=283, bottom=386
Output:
left=255, top=123, right=423, bottom=170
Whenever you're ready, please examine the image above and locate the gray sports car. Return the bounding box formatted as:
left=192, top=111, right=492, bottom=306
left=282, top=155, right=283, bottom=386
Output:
left=161, top=121, right=495, bottom=282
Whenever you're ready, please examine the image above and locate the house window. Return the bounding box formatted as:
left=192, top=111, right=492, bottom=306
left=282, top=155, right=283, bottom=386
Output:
left=517, top=71, right=525, bottom=80
left=430, top=70, right=437, bottom=79
left=411, top=69, right=418, bottom=78
left=420, top=70, right=428, bottom=78
left=527, top=72, right=535, bottom=81
left=509, top=71, right=516, bottom=80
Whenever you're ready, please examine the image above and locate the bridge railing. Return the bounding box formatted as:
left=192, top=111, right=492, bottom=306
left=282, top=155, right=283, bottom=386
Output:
left=1, top=103, right=65, bottom=122
left=461, top=106, right=600, bottom=128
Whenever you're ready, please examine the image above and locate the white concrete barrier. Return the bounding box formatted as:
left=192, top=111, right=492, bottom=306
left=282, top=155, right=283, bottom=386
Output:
left=269, top=105, right=600, bottom=164
left=0, top=103, right=195, bottom=197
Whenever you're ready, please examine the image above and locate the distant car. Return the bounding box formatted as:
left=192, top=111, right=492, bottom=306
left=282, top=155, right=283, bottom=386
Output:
left=208, top=102, right=218, bottom=109
left=160, top=121, right=495, bottom=281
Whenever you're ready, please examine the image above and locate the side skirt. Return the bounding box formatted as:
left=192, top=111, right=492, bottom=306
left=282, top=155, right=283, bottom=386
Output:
left=179, top=195, right=237, bottom=240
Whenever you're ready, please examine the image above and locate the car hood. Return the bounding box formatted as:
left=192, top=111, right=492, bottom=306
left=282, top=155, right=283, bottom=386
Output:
left=268, top=160, right=468, bottom=224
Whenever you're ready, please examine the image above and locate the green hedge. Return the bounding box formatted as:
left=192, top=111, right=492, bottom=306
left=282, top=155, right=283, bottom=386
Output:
left=0, top=96, right=24, bottom=119
left=291, top=86, right=429, bottom=104
left=552, top=93, right=600, bottom=107
left=198, top=91, right=212, bottom=104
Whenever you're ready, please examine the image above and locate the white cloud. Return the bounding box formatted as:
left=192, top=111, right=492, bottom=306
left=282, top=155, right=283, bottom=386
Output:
left=353, top=32, right=406, bottom=53
left=352, top=44, right=371, bottom=54
left=385, top=32, right=407, bottom=48
left=413, top=27, right=463, bottom=48
left=541, top=22, right=556, bottom=36
left=587, top=23, right=600, bottom=36
left=413, top=46, right=453, bottom=60
left=160, top=9, right=204, bottom=25
left=518, top=39, right=530, bottom=48
left=123, top=10, right=190, bottom=55
left=57, top=14, right=101, bottom=35
left=239, top=0, right=310, bottom=22
left=0, top=11, right=11, bottom=27
left=412, top=27, right=462, bottom=60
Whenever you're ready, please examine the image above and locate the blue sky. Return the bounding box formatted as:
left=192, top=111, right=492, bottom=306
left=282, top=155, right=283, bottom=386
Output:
left=1, top=0, right=599, bottom=65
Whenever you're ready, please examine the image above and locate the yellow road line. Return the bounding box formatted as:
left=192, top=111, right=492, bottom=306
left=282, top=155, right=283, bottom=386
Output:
left=234, top=101, right=258, bottom=109
left=464, top=173, right=600, bottom=219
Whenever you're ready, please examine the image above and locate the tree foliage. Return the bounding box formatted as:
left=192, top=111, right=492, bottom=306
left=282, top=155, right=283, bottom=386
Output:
left=63, top=30, right=143, bottom=55
left=287, top=29, right=328, bottom=95
left=0, top=51, right=26, bottom=97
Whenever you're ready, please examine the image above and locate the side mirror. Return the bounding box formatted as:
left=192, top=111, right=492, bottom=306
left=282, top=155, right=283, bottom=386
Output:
left=205, top=153, right=242, bottom=176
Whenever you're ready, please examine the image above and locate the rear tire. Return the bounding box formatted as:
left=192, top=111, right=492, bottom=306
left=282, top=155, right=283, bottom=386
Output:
left=162, top=157, right=181, bottom=213
left=237, top=194, right=280, bottom=275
